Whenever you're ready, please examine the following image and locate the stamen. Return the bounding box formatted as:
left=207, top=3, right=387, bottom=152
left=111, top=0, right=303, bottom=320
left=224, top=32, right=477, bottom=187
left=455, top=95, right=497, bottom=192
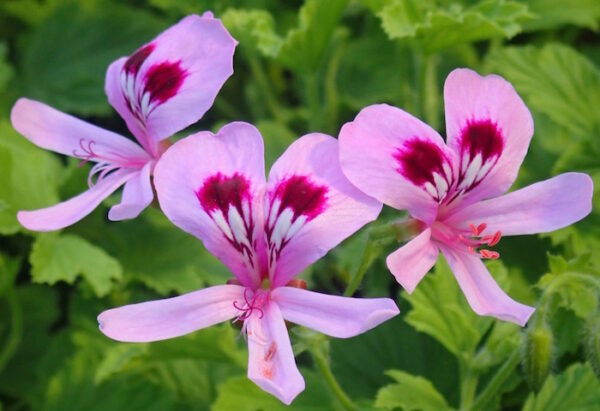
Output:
left=479, top=249, right=500, bottom=260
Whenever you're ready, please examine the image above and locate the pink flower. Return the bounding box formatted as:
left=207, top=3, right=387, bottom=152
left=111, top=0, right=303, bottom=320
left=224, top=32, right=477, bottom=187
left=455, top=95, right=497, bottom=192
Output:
left=97, top=122, right=399, bottom=404
left=339, top=68, right=593, bottom=326
left=10, top=13, right=236, bottom=231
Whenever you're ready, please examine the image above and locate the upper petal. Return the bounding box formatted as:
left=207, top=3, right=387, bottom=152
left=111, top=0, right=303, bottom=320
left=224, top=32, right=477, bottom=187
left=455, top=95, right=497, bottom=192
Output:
left=339, top=104, right=454, bottom=224
left=108, top=162, right=154, bottom=221
left=386, top=228, right=439, bottom=293
left=17, top=168, right=136, bottom=232
left=105, top=13, right=236, bottom=154
left=246, top=301, right=305, bottom=405
left=273, top=287, right=399, bottom=338
left=154, top=122, right=266, bottom=289
left=98, top=284, right=243, bottom=342
left=444, top=173, right=593, bottom=236
left=11, top=98, right=150, bottom=165
left=443, top=68, right=534, bottom=207
left=265, top=133, right=382, bottom=287
left=439, top=245, right=535, bottom=326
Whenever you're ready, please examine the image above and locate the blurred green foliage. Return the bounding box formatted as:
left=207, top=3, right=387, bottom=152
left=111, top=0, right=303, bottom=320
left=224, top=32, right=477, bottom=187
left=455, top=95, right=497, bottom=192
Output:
left=0, top=0, right=598, bottom=410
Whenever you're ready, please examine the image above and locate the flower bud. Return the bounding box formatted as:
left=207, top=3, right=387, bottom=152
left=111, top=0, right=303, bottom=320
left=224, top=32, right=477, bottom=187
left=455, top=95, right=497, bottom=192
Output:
left=522, top=321, right=554, bottom=392
left=584, top=314, right=600, bottom=377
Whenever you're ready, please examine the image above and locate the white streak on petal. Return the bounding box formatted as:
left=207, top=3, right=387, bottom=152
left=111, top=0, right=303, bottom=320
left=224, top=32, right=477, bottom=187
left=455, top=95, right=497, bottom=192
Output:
left=284, top=215, right=306, bottom=242
left=424, top=182, right=438, bottom=199
left=141, top=92, right=151, bottom=117
left=475, top=159, right=494, bottom=183
left=228, top=205, right=249, bottom=247
left=212, top=210, right=233, bottom=241
left=433, top=172, right=448, bottom=200
left=460, top=153, right=482, bottom=190
left=461, top=153, right=470, bottom=174
left=268, top=199, right=281, bottom=229
left=271, top=208, right=293, bottom=249
left=443, top=163, right=453, bottom=182
left=242, top=200, right=251, bottom=227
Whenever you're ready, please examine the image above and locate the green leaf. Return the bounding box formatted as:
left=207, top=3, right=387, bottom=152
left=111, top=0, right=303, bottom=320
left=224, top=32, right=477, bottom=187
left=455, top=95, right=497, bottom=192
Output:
left=256, top=120, right=297, bottom=169
left=0, top=42, right=13, bottom=92
left=0, top=253, right=20, bottom=297
left=403, top=256, right=493, bottom=356
left=0, top=121, right=63, bottom=235
left=30, top=233, right=122, bottom=297
left=378, top=0, right=531, bottom=52
left=20, top=4, right=163, bottom=116
left=522, top=363, right=600, bottom=411
left=486, top=44, right=600, bottom=138
left=375, top=370, right=451, bottom=411
left=222, top=9, right=283, bottom=57
left=518, top=0, right=600, bottom=31
left=212, top=370, right=331, bottom=411
left=277, top=0, right=349, bottom=72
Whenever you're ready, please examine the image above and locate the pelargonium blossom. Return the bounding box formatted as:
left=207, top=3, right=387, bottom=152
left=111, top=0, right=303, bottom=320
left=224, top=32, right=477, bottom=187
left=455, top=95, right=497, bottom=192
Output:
left=97, top=122, right=399, bottom=404
left=339, top=68, right=593, bottom=326
left=10, top=13, right=236, bottom=231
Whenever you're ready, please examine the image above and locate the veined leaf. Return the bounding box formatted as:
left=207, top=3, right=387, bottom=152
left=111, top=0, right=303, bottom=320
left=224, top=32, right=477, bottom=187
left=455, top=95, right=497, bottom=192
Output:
left=375, top=370, right=451, bottom=411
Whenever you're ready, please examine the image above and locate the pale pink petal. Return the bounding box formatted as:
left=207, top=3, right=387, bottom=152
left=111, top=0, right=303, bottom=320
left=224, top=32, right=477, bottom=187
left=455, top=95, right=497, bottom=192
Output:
left=439, top=245, right=535, bottom=326
left=444, top=173, right=593, bottom=236
left=273, top=287, right=399, bottom=338
left=386, top=228, right=439, bottom=293
left=339, top=104, right=454, bottom=224
left=105, top=14, right=236, bottom=154
left=154, top=122, right=266, bottom=289
left=98, top=284, right=243, bottom=342
left=17, top=169, right=136, bottom=232
left=246, top=301, right=304, bottom=405
left=11, top=98, right=150, bottom=165
left=443, top=68, right=534, bottom=207
left=108, top=162, right=154, bottom=221
left=265, top=133, right=382, bottom=287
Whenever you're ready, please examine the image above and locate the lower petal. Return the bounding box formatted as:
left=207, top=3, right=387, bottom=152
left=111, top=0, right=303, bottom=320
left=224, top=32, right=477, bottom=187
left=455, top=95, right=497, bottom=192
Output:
left=247, top=302, right=305, bottom=405
left=272, top=287, right=399, bottom=338
left=108, top=162, right=154, bottom=221
left=17, top=169, right=136, bottom=231
left=440, top=245, right=534, bottom=326
left=445, top=172, right=593, bottom=236
left=98, top=284, right=243, bottom=342
left=386, top=228, right=439, bottom=293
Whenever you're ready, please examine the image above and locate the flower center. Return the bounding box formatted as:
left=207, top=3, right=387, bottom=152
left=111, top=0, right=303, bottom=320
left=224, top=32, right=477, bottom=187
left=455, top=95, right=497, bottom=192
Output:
left=431, top=220, right=502, bottom=260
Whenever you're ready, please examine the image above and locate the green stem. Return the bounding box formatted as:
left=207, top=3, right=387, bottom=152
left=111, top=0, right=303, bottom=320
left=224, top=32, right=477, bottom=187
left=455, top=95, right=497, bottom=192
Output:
left=419, top=53, right=440, bottom=130
left=459, top=359, right=478, bottom=410
left=247, top=55, right=285, bottom=123
left=306, top=72, right=321, bottom=131
left=343, top=239, right=381, bottom=297
left=0, top=290, right=22, bottom=374
left=311, top=348, right=357, bottom=411
left=468, top=348, right=521, bottom=411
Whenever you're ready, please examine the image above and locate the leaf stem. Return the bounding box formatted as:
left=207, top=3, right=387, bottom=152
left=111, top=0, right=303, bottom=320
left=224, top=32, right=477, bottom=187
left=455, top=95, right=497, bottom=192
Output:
left=311, top=348, right=357, bottom=411
left=0, top=289, right=23, bottom=374
left=468, top=348, right=521, bottom=411
left=247, top=55, right=285, bottom=123
left=459, top=359, right=478, bottom=410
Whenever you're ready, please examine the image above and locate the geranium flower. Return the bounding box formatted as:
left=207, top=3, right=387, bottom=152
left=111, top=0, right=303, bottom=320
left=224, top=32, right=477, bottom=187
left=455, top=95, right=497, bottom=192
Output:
left=339, top=68, right=593, bottom=326
left=10, top=13, right=236, bottom=231
left=98, top=122, right=399, bottom=404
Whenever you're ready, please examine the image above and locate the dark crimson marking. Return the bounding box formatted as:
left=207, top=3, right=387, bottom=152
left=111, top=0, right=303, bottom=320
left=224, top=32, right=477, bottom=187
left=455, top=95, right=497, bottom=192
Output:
left=460, top=120, right=503, bottom=162
left=271, top=175, right=327, bottom=221
left=124, top=44, right=154, bottom=75
left=394, top=139, right=448, bottom=187
left=197, top=173, right=250, bottom=216
left=144, top=61, right=187, bottom=104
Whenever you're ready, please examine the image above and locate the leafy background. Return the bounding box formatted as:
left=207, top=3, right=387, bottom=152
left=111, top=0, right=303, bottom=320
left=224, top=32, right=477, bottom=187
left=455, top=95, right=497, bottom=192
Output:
left=0, top=0, right=599, bottom=410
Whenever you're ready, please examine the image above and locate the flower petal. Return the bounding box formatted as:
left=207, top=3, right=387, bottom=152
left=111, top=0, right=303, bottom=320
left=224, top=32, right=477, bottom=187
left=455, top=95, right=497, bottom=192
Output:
left=444, top=173, right=593, bottom=236
left=273, top=287, right=399, bottom=338
left=98, top=284, right=243, bottom=342
left=154, top=122, right=266, bottom=289
left=439, top=245, right=535, bottom=326
left=11, top=98, right=150, bottom=165
left=105, top=14, right=236, bottom=154
left=339, top=104, right=454, bottom=224
left=108, top=162, right=154, bottom=221
left=265, top=133, right=382, bottom=287
left=17, top=169, right=136, bottom=232
left=386, top=228, right=439, bottom=293
left=246, top=301, right=305, bottom=405
left=443, top=68, right=534, bottom=206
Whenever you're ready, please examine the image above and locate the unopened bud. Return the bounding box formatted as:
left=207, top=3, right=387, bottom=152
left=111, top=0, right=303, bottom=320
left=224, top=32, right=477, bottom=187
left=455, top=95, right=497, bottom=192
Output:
left=584, top=314, right=600, bottom=377
left=522, top=321, right=554, bottom=392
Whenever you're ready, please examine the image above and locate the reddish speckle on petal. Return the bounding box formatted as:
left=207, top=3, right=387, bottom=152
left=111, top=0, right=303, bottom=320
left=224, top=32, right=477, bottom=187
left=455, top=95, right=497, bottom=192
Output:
left=124, top=44, right=154, bottom=75
left=460, top=120, right=504, bottom=162
left=196, top=173, right=251, bottom=216
left=144, top=61, right=187, bottom=104
left=271, top=175, right=327, bottom=221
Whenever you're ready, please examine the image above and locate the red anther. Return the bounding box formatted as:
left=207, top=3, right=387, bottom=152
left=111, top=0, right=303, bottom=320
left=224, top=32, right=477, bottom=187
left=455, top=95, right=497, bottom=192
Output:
left=479, top=249, right=500, bottom=259
left=226, top=278, right=242, bottom=286
left=476, top=223, right=487, bottom=235
left=487, top=231, right=501, bottom=247
left=469, top=223, right=478, bottom=235
left=467, top=246, right=476, bottom=254
left=286, top=279, right=307, bottom=289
